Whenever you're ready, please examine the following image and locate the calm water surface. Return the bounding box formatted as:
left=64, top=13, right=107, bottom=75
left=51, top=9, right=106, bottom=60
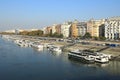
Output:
left=0, top=38, right=120, bottom=80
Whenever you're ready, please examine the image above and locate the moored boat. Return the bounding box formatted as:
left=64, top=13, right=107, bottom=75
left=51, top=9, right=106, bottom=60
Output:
left=49, top=46, right=62, bottom=53
left=68, top=49, right=110, bottom=64
left=95, top=56, right=109, bottom=63
left=68, top=50, right=95, bottom=63
left=52, top=47, right=62, bottom=53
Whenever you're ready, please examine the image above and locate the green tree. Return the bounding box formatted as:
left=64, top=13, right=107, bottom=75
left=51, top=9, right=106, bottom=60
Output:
left=78, top=35, right=82, bottom=39
left=19, top=30, right=43, bottom=36
left=59, top=34, right=63, bottom=38
left=93, top=36, right=99, bottom=40
left=99, top=36, right=106, bottom=41
left=19, top=31, right=29, bottom=35
left=83, top=32, right=92, bottom=39
left=51, top=32, right=63, bottom=38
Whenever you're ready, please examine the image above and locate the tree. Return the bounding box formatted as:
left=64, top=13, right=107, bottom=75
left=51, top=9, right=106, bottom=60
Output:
left=93, top=36, right=99, bottom=40
left=99, top=36, right=106, bottom=41
left=51, top=32, right=63, bottom=38
left=59, top=34, right=63, bottom=38
left=19, top=31, right=29, bottom=35
left=19, top=30, right=43, bottom=36
left=83, top=32, right=92, bottom=39
left=0, top=32, right=15, bottom=35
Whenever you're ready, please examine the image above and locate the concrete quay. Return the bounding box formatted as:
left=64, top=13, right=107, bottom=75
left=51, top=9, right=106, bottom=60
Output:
left=2, top=35, right=120, bottom=61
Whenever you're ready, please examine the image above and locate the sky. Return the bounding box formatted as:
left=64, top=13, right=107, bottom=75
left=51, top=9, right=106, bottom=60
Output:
left=0, top=0, right=120, bottom=31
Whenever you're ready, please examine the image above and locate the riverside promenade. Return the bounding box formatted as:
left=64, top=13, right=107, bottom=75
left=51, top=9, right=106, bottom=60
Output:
left=2, top=35, right=120, bottom=61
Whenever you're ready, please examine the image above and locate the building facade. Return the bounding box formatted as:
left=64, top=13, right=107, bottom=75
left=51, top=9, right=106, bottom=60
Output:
left=105, top=17, right=120, bottom=40
left=51, top=24, right=57, bottom=34
left=45, top=27, right=52, bottom=34
left=55, top=24, right=61, bottom=34
left=70, top=20, right=79, bottom=38
left=43, top=27, right=47, bottom=34
left=77, top=22, right=87, bottom=37
left=87, top=19, right=105, bottom=37
left=99, top=24, right=105, bottom=37
left=61, top=22, right=71, bottom=38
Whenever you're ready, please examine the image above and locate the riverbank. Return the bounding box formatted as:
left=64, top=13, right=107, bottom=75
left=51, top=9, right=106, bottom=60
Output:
left=2, top=35, right=120, bottom=61
left=40, top=40, right=120, bottom=59
left=62, top=43, right=120, bottom=61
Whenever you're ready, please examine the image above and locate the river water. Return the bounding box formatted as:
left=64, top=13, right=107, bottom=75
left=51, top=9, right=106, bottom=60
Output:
left=0, top=38, right=120, bottom=80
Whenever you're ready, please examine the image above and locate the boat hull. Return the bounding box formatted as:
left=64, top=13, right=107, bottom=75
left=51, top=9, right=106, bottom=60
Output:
left=68, top=54, right=94, bottom=64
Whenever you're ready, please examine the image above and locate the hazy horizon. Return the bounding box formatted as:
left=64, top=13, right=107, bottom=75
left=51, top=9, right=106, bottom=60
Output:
left=0, top=0, right=120, bottom=31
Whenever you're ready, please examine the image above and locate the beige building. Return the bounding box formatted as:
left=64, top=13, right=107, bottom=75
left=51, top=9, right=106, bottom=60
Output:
left=55, top=24, right=61, bottom=34
left=45, top=27, right=52, bottom=34
left=70, top=20, right=79, bottom=38
left=51, top=24, right=57, bottom=34
left=87, top=19, right=105, bottom=37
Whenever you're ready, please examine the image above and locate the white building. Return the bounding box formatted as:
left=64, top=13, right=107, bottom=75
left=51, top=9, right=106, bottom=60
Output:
left=4, top=30, right=16, bottom=33
left=42, top=27, right=47, bottom=34
left=105, top=17, right=120, bottom=40
left=61, top=22, right=71, bottom=38
left=77, top=22, right=87, bottom=37
left=52, top=24, right=57, bottom=34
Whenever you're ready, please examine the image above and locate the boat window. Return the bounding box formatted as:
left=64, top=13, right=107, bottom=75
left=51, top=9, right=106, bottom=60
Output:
left=96, top=58, right=101, bottom=60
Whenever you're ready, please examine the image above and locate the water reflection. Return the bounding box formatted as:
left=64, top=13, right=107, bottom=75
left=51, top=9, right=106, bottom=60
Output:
left=34, top=48, right=44, bottom=52
left=68, top=57, right=98, bottom=67
left=0, top=37, right=120, bottom=80
left=68, top=57, right=120, bottom=75
left=102, top=61, right=120, bottom=75
left=49, top=50, right=62, bottom=57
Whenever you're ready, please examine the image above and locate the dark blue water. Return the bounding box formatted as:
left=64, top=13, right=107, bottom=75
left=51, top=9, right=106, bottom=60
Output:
left=0, top=38, right=120, bottom=80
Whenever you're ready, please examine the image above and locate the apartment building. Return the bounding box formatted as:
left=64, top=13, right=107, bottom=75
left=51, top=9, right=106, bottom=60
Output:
left=87, top=19, right=105, bottom=37
left=77, top=22, right=87, bottom=37
left=105, top=17, right=120, bottom=40
left=70, top=20, right=79, bottom=38
left=61, top=22, right=71, bottom=38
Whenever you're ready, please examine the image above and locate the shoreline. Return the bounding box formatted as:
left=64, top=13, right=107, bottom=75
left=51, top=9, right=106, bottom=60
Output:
left=1, top=35, right=120, bottom=61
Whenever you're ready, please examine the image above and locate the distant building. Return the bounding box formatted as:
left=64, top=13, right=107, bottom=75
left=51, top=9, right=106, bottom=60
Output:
left=46, top=27, right=52, bottom=34
left=4, top=30, right=16, bottom=33
left=51, top=24, right=57, bottom=34
left=70, top=20, right=79, bottom=38
left=15, top=29, right=19, bottom=35
left=77, top=22, right=87, bottom=37
left=61, top=22, right=71, bottom=38
left=42, top=27, right=52, bottom=35
left=87, top=19, right=105, bottom=37
left=105, top=17, right=120, bottom=40
left=99, top=24, right=105, bottom=37
left=43, top=27, right=47, bottom=34
left=55, top=24, right=61, bottom=34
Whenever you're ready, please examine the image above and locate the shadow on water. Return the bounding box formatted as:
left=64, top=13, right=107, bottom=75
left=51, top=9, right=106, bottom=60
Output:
left=49, top=51, right=62, bottom=56
left=68, top=56, right=120, bottom=75
left=68, top=57, right=98, bottom=68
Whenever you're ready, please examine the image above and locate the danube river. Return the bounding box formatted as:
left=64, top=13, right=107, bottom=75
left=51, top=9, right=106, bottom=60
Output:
left=0, top=38, right=120, bottom=80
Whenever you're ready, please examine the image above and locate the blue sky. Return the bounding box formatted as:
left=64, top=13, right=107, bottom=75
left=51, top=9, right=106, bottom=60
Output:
left=0, top=0, right=120, bottom=31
